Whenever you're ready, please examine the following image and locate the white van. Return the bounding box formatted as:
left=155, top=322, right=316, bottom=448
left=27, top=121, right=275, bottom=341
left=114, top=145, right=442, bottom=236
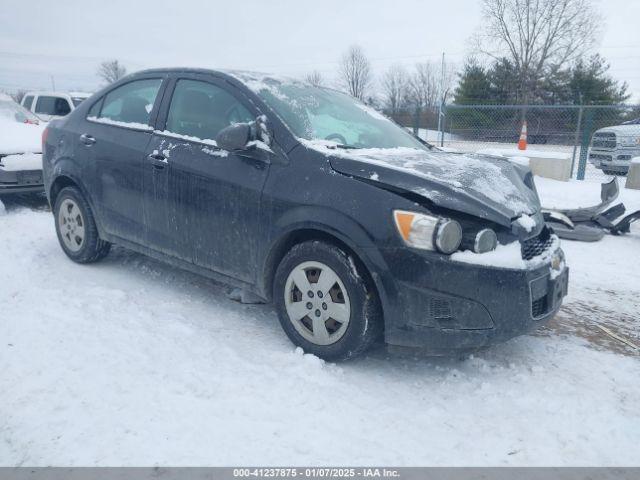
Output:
left=21, top=91, right=91, bottom=121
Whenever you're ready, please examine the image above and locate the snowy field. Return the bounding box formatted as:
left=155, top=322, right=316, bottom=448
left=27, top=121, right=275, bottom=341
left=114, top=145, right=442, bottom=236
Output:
left=1, top=177, right=639, bottom=466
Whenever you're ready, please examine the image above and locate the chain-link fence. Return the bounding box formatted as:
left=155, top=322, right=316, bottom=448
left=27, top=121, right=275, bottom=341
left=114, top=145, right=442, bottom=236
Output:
left=388, top=104, right=640, bottom=183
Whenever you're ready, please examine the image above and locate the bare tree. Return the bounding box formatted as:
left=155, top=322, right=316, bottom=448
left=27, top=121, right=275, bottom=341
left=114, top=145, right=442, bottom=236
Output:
left=405, top=61, right=457, bottom=135
left=476, top=0, right=600, bottom=103
left=97, top=59, right=127, bottom=85
left=408, top=62, right=440, bottom=110
left=10, top=89, right=27, bottom=104
left=304, top=70, right=325, bottom=87
left=381, top=64, right=409, bottom=115
left=338, top=45, right=372, bottom=101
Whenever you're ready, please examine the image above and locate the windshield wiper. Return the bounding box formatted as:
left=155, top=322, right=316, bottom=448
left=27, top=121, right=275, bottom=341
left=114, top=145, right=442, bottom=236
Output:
left=413, top=135, right=437, bottom=150
left=332, top=143, right=361, bottom=150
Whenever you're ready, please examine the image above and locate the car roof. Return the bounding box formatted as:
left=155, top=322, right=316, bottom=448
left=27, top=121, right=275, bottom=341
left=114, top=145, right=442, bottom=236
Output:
left=135, top=67, right=239, bottom=76
left=23, top=91, right=87, bottom=97
left=132, top=67, right=305, bottom=88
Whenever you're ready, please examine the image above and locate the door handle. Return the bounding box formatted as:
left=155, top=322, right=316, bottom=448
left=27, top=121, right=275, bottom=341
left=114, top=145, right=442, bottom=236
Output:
left=79, top=133, right=95, bottom=146
left=147, top=153, right=168, bottom=169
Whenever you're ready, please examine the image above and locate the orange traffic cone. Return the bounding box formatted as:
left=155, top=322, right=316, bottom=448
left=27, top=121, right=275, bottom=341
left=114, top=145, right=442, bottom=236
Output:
left=517, top=121, right=528, bottom=150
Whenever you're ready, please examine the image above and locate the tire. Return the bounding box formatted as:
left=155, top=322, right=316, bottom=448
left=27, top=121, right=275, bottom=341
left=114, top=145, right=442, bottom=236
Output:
left=274, top=240, right=382, bottom=361
left=53, top=186, right=110, bottom=263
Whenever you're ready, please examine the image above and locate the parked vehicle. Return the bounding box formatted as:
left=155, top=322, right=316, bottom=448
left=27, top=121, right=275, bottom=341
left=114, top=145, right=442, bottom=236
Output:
left=588, top=124, right=640, bottom=175
left=621, top=118, right=640, bottom=125
left=0, top=94, right=45, bottom=195
left=22, top=91, right=91, bottom=121
left=42, top=69, right=568, bottom=360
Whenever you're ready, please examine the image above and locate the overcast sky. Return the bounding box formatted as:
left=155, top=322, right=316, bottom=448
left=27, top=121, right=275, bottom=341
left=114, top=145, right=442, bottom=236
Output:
left=1, top=0, right=638, bottom=101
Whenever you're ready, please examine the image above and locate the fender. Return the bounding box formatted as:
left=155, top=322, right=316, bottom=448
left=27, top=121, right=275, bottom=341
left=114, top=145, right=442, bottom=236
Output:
left=259, top=205, right=402, bottom=328
left=48, top=158, right=106, bottom=238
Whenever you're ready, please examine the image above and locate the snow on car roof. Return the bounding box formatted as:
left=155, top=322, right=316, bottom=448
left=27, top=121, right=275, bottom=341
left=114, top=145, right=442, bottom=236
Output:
left=23, top=91, right=92, bottom=98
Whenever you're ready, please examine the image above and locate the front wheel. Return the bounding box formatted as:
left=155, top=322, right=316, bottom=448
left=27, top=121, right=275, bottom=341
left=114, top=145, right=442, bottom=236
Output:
left=53, top=186, right=111, bottom=263
left=274, top=241, right=382, bottom=361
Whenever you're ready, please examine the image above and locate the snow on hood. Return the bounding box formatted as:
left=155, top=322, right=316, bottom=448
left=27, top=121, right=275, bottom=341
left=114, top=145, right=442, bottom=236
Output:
left=302, top=140, right=540, bottom=227
left=0, top=118, right=44, bottom=155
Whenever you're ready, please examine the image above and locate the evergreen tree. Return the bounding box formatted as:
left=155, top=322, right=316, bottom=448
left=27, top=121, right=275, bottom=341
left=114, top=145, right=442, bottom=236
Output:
left=568, top=54, right=630, bottom=105
left=453, top=54, right=629, bottom=106
left=487, top=58, right=520, bottom=104
left=453, top=60, right=492, bottom=104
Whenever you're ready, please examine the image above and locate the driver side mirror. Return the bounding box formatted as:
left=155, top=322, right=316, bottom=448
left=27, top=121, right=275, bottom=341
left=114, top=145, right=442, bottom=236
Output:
left=215, top=115, right=271, bottom=152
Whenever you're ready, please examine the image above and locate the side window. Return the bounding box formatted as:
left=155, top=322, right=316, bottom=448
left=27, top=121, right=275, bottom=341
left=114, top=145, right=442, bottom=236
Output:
left=35, top=96, right=60, bottom=115
left=23, top=95, right=34, bottom=110
left=99, top=79, right=162, bottom=126
left=87, top=98, right=102, bottom=118
left=55, top=98, right=71, bottom=116
left=165, top=79, right=254, bottom=142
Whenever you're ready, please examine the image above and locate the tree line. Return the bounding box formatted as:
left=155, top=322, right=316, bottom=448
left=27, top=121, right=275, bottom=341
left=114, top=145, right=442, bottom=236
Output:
left=307, top=0, right=629, bottom=111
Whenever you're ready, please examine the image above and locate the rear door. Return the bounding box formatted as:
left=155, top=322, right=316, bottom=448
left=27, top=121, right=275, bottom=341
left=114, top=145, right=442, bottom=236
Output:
left=143, top=75, right=270, bottom=282
left=79, top=77, right=166, bottom=244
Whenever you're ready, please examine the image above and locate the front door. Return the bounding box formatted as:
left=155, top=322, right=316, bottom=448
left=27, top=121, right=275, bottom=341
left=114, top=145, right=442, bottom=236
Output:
left=143, top=77, right=270, bottom=283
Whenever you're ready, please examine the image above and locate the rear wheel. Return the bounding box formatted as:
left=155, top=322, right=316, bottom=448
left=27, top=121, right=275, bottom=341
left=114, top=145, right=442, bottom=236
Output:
left=54, top=186, right=110, bottom=263
left=274, top=240, right=382, bottom=361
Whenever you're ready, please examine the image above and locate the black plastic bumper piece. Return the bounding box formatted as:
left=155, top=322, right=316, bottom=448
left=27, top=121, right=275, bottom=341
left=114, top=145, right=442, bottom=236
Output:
left=377, top=247, right=568, bottom=353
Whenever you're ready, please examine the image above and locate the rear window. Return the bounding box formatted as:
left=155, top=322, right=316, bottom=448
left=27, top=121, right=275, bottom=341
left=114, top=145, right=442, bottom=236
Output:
left=23, top=95, right=34, bottom=110
left=35, top=96, right=72, bottom=116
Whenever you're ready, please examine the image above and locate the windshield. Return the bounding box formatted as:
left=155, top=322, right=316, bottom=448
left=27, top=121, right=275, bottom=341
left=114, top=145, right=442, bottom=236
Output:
left=243, top=75, right=425, bottom=150
left=0, top=99, right=40, bottom=124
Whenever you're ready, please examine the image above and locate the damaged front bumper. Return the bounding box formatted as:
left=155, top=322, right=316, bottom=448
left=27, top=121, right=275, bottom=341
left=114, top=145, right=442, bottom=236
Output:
left=376, top=243, right=568, bottom=353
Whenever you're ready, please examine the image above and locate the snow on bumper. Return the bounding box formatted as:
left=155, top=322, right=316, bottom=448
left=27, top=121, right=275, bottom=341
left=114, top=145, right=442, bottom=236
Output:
left=451, top=233, right=563, bottom=271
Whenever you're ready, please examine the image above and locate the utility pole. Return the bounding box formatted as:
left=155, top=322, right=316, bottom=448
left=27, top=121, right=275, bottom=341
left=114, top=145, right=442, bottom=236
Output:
left=437, top=52, right=445, bottom=147
left=50, top=75, right=56, bottom=91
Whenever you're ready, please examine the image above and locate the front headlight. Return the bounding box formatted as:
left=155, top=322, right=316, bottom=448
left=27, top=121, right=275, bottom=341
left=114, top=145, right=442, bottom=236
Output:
left=619, top=136, right=638, bottom=147
left=393, top=210, right=462, bottom=254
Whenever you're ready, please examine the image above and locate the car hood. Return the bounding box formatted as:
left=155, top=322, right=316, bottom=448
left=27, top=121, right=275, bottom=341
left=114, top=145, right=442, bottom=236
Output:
left=596, top=125, right=640, bottom=136
left=306, top=143, right=541, bottom=228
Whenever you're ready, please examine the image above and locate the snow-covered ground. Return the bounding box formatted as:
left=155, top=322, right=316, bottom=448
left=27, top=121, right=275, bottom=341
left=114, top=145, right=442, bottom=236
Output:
left=1, top=179, right=639, bottom=466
